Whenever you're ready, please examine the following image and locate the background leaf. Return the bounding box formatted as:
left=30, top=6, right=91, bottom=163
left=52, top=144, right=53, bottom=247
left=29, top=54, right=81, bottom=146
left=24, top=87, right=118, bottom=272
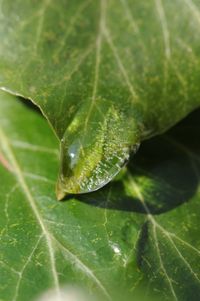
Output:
left=0, top=91, right=200, bottom=301
left=1, top=0, right=200, bottom=196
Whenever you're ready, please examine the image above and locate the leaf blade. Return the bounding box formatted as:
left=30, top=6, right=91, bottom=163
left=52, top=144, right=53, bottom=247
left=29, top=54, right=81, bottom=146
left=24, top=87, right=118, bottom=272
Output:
left=1, top=0, right=200, bottom=195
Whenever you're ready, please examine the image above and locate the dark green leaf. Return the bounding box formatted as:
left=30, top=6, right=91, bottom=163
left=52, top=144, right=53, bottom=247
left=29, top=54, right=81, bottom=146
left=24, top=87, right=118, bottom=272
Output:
left=0, top=0, right=200, bottom=196
left=0, top=91, right=200, bottom=301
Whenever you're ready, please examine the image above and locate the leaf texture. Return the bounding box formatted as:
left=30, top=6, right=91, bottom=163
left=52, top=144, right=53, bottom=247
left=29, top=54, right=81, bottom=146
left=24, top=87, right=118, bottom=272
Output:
left=0, top=0, right=200, bottom=196
left=0, top=92, right=200, bottom=301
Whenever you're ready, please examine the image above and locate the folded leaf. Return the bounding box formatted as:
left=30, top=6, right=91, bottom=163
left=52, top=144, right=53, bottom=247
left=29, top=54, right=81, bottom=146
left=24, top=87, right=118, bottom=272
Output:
left=0, top=0, right=200, bottom=197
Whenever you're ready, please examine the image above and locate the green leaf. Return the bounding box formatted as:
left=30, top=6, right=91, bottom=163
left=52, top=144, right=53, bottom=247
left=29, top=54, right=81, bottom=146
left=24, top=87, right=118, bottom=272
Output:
left=1, top=91, right=200, bottom=300
left=1, top=0, right=200, bottom=197
left=0, top=92, right=142, bottom=301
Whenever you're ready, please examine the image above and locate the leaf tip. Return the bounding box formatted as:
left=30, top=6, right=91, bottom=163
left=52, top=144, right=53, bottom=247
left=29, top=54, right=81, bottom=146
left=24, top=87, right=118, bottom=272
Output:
left=56, top=184, right=66, bottom=201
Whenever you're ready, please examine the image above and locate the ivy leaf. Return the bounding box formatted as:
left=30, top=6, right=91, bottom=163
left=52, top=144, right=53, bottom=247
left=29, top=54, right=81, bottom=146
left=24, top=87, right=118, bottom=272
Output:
left=1, top=1, right=200, bottom=197
left=0, top=92, right=143, bottom=301
left=1, top=91, right=200, bottom=300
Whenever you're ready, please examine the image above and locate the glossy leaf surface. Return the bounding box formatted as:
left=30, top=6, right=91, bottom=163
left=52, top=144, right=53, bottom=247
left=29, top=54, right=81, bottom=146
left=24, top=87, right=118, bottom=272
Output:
left=1, top=0, right=200, bottom=196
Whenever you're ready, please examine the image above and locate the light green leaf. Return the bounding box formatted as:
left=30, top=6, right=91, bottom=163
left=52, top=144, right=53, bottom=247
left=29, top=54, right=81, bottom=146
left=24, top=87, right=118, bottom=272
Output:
left=0, top=0, right=200, bottom=197
left=0, top=91, right=200, bottom=300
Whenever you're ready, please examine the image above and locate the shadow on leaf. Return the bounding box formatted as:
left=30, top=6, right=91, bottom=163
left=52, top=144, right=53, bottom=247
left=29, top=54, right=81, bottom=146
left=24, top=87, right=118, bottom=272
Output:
left=18, top=95, right=200, bottom=215
left=73, top=109, right=200, bottom=215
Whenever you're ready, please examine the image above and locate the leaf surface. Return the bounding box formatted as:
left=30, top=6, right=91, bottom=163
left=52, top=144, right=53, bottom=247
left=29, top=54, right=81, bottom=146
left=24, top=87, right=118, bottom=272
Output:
left=0, top=92, right=200, bottom=301
left=0, top=0, right=200, bottom=196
